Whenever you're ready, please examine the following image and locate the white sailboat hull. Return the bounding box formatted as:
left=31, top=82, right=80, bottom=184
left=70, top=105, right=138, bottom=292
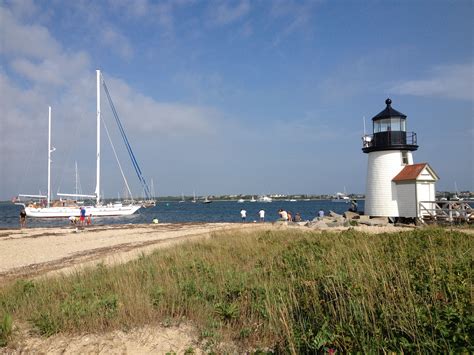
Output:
left=331, top=198, right=350, bottom=203
left=25, top=204, right=141, bottom=218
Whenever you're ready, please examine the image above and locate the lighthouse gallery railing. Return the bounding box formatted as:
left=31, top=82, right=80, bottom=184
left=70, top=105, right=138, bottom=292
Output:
left=362, top=131, right=417, bottom=149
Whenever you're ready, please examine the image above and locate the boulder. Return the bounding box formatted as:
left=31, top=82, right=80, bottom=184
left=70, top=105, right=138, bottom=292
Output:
left=344, top=211, right=359, bottom=220
left=367, top=218, right=389, bottom=226
left=308, top=220, right=329, bottom=228
left=326, top=221, right=346, bottom=227
left=329, top=210, right=342, bottom=218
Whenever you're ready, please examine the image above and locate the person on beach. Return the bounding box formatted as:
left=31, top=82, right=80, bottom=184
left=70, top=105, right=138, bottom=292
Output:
left=258, top=209, right=265, bottom=222
left=79, top=207, right=86, bottom=226
left=287, top=211, right=293, bottom=222
left=19, top=209, right=27, bottom=228
left=87, top=214, right=92, bottom=226
left=278, top=209, right=288, bottom=221
left=318, top=209, right=325, bottom=219
left=349, top=200, right=358, bottom=213
left=240, top=209, right=247, bottom=222
left=294, top=212, right=302, bottom=222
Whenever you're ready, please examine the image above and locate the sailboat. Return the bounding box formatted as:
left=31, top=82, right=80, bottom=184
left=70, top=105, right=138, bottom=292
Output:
left=452, top=182, right=462, bottom=201
left=258, top=195, right=272, bottom=203
left=202, top=196, right=212, bottom=204
left=15, top=70, right=143, bottom=217
left=192, top=191, right=197, bottom=203
left=142, top=179, right=157, bottom=208
left=74, top=161, right=84, bottom=205
left=331, top=187, right=350, bottom=203
left=179, top=192, right=185, bottom=203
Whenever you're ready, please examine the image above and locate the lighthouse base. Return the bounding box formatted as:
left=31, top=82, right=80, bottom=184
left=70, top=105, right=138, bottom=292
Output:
left=364, top=150, right=413, bottom=218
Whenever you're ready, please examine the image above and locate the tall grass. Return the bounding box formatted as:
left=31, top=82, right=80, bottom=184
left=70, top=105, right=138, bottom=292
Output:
left=0, top=228, right=472, bottom=352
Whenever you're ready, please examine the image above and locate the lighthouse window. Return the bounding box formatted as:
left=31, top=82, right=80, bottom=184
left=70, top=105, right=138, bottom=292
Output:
left=391, top=119, right=401, bottom=131
left=401, top=151, right=409, bottom=165
left=374, top=118, right=406, bottom=132
left=375, top=119, right=391, bottom=132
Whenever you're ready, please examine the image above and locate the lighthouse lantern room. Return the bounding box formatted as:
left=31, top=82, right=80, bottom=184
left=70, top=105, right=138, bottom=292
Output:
left=362, top=98, right=437, bottom=218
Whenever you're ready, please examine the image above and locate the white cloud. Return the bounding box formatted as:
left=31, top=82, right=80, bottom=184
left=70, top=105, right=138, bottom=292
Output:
left=101, top=76, right=219, bottom=137
left=101, top=27, right=134, bottom=61
left=0, top=6, right=61, bottom=59
left=269, top=0, right=319, bottom=46
left=6, top=0, right=40, bottom=20
left=208, top=0, right=250, bottom=26
left=115, top=0, right=150, bottom=17
left=390, top=63, right=474, bottom=101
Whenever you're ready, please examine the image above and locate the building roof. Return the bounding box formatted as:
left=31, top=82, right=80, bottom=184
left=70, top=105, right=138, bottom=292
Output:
left=372, top=98, right=407, bottom=121
left=392, top=163, right=439, bottom=182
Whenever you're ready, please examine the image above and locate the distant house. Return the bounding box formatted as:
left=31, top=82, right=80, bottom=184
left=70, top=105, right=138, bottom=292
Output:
left=392, top=163, right=439, bottom=218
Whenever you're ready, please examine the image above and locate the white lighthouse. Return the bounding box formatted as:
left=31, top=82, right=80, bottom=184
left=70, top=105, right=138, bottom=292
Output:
left=363, top=98, right=424, bottom=218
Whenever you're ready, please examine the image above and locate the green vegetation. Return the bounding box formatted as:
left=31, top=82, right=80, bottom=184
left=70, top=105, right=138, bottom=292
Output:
left=0, top=314, right=13, bottom=347
left=0, top=228, right=472, bottom=352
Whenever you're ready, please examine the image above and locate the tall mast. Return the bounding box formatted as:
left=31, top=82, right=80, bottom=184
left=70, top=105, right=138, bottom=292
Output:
left=95, top=70, right=101, bottom=205
left=47, top=106, right=52, bottom=207
left=75, top=161, right=78, bottom=195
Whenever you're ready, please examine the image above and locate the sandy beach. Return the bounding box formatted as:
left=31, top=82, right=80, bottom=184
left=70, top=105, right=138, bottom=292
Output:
left=0, top=222, right=263, bottom=283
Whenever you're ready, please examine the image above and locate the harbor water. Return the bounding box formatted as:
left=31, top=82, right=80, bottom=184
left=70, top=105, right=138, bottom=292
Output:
left=0, top=200, right=364, bottom=229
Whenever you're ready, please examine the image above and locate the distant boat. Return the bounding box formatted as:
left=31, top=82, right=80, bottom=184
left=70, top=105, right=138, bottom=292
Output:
left=250, top=196, right=257, bottom=202
left=332, top=192, right=350, bottom=203
left=258, top=195, right=272, bottom=203
left=289, top=199, right=297, bottom=202
left=237, top=199, right=245, bottom=203
left=453, top=182, right=463, bottom=201
left=142, top=200, right=156, bottom=208
left=192, top=191, right=197, bottom=203
left=179, top=192, right=185, bottom=203
left=142, top=178, right=157, bottom=207
left=203, top=196, right=212, bottom=204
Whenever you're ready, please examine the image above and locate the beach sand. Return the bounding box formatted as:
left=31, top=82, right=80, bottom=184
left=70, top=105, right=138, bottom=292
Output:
left=0, top=222, right=260, bottom=282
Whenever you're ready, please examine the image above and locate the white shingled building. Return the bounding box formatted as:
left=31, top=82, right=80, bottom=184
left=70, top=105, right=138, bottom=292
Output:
left=362, top=99, right=439, bottom=218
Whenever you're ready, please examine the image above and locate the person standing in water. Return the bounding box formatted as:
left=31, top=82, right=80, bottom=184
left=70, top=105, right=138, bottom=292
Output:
left=19, top=209, right=27, bottom=228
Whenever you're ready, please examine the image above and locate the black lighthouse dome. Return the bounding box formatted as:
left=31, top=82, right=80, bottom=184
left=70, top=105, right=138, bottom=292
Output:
left=362, top=98, right=418, bottom=153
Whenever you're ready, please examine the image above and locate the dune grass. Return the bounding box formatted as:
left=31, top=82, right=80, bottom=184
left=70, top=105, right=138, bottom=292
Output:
left=0, top=227, right=472, bottom=352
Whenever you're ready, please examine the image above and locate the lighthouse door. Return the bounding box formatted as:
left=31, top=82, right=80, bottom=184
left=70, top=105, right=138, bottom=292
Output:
left=417, top=182, right=434, bottom=217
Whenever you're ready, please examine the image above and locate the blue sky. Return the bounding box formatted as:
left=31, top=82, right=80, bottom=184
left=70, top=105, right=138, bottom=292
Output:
left=0, top=0, right=472, bottom=200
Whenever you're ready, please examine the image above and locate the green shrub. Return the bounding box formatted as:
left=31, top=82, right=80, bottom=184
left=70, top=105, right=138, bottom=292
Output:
left=0, top=314, right=13, bottom=347
left=32, top=312, right=60, bottom=337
